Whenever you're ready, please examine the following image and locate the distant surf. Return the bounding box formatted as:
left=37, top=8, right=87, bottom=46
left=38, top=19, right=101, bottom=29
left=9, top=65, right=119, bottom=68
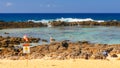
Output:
left=28, top=18, right=105, bottom=23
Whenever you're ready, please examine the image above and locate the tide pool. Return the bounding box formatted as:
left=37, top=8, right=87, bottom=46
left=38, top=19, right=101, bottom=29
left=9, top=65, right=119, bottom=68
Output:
left=0, top=26, right=120, bottom=44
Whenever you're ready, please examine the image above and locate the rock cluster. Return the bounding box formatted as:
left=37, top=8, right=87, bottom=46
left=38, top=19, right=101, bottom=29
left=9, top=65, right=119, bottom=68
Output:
left=0, top=36, right=40, bottom=48
left=26, top=42, right=120, bottom=60
left=0, top=40, right=120, bottom=60
left=1, top=21, right=120, bottom=29
left=49, top=21, right=120, bottom=27
left=0, top=21, right=47, bottom=29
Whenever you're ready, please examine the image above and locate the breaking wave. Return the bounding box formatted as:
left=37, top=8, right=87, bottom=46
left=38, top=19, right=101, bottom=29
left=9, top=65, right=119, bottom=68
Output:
left=28, top=18, right=105, bottom=23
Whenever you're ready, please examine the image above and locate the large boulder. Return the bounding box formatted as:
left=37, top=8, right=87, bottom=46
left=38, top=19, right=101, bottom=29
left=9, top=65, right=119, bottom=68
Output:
left=60, top=41, right=69, bottom=49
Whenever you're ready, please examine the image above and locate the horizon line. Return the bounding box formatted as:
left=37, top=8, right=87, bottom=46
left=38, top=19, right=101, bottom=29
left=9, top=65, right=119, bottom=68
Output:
left=0, top=12, right=120, bottom=14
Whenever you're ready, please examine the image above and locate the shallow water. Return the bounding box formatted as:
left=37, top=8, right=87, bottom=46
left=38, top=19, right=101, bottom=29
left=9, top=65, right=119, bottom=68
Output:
left=0, top=26, right=120, bottom=44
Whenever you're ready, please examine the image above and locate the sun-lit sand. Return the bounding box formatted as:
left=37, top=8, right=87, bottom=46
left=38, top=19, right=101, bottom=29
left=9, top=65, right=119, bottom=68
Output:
left=0, top=57, right=120, bottom=68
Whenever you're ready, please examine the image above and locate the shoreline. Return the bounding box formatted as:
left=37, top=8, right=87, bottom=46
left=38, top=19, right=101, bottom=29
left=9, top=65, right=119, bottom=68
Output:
left=0, top=39, right=120, bottom=60
left=0, top=31, right=120, bottom=68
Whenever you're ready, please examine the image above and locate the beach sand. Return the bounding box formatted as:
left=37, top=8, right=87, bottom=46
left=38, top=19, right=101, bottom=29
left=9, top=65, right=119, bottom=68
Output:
left=0, top=58, right=120, bottom=68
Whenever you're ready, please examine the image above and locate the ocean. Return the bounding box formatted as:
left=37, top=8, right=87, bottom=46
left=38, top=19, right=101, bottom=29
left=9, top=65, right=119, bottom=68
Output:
left=0, top=13, right=120, bottom=22
left=0, top=13, right=120, bottom=44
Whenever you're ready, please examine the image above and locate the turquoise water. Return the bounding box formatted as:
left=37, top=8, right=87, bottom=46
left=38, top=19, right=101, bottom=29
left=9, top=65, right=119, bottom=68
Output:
left=0, top=26, right=120, bottom=44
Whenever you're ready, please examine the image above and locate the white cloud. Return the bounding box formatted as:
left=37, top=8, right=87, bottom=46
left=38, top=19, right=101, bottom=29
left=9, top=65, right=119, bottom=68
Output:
left=6, top=2, right=12, bottom=7
left=47, top=4, right=51, bottom=7
left=40, top=4, right=56, bottom=8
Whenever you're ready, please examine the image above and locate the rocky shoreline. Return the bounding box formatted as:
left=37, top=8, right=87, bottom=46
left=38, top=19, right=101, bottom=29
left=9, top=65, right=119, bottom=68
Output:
left=0, top=38, right=120, bottom=60
left=0, top=21, right=47, bottom=29
left=0, top=21, right=120, bottom=60
left=1, top=20, right=120, bottom=29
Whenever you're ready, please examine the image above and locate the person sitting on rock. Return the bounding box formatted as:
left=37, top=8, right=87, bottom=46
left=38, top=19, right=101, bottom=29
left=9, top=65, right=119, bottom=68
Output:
left=102, top=50, right=108, bottom=59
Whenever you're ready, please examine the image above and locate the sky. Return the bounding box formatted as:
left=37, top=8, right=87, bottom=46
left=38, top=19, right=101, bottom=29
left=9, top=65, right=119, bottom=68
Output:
left=0, top=0, right=120, bottom=13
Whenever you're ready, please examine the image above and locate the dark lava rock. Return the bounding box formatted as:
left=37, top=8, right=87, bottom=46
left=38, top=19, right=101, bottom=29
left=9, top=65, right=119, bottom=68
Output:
left=111, top=54, right=118, bottom=57
left=61, top=41, right=69, bottom=49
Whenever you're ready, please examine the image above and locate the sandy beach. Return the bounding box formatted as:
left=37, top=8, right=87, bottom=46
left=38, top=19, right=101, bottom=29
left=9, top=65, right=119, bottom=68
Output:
left=0, top=58, right=120, bottom=68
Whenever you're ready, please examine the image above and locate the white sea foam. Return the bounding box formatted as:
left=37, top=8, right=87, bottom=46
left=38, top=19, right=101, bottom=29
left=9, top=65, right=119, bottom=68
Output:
left=28, top=19, right=52, bottom=23
left=89, top=19, right=104, bottom=22
left=55, top=18, right=94, bottom=22
left=47, top=23, right=52, bottom=27
left=28, top=18, right=105, bottom=23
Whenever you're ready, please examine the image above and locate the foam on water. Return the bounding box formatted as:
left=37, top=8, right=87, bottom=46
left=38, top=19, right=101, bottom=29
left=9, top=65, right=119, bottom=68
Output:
left=28, top=18, right=105, bottom=23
